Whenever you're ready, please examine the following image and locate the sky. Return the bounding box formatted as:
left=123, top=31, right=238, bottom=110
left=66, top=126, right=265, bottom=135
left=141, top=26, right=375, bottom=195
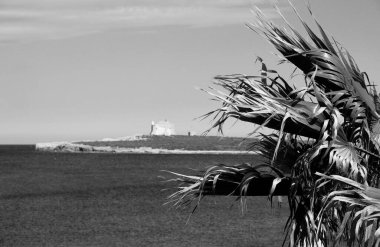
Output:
left=0, top=0, right=379, bottom=144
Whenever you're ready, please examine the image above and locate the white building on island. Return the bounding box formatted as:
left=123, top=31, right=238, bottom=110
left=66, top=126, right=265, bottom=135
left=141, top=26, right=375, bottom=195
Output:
left=150, top=120, right=175, bottom=136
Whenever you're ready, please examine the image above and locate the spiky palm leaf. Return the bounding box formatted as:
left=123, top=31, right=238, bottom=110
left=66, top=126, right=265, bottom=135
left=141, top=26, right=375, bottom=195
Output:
left=166, top=3, right=380, bottom=247
left=316, top=173, right=380, bottom=247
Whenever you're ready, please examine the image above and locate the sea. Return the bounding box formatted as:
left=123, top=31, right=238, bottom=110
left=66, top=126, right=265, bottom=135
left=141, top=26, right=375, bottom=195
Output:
left=0, top=145, right=288, bottom=246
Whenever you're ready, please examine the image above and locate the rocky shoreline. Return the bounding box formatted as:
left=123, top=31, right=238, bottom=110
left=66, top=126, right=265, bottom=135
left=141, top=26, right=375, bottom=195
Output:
left=35, top=141, right=260, bottom=154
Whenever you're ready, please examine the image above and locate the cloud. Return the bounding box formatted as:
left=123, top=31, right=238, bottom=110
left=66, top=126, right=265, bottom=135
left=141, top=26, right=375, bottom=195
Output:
left=0, top=0, right=286, bottom=43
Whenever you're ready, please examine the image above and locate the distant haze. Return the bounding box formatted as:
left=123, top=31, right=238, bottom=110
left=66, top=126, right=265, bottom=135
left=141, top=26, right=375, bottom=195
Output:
left=0, top=0, right=379, bottom=144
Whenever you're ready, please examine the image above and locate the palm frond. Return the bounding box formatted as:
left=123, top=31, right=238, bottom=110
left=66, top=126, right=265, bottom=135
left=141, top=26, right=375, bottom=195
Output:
left=249, top=5, right=379, bottom=119
left=202, top=74, right=325, bottom=139
left=165, top=163, right=291, bottom=210
left=165, top=3, right=380, bottom=247
left=317, top=173, right=380, bottom=246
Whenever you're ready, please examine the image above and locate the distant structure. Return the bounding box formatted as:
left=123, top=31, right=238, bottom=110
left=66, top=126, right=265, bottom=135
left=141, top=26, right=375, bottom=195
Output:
left=188, top=131, right=197, bottom=136
left=150, top=120, right=175, bottom=136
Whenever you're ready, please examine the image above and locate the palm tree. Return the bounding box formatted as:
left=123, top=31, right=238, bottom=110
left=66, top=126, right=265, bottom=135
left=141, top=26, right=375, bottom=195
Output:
left=167, top=3, right=380, bottom=247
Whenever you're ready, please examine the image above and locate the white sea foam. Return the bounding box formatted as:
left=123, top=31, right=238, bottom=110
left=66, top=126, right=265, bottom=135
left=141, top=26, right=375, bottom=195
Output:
left=100, top=135, right=147, bottom=142
left=113, top=147, right=260, bottom=154
left=35, top=142, right=260, bottom=155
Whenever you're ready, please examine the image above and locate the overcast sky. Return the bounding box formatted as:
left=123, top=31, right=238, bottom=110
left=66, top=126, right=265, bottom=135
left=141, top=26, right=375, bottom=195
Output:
left=0, top=0, right=379, bottom=144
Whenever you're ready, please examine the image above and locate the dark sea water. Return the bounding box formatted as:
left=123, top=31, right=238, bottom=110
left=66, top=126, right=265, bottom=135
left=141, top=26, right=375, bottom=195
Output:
left=0, top=145, right=289, bottom=247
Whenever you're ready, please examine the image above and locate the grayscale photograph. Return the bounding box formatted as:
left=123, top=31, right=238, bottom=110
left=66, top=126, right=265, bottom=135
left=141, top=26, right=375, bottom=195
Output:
left=1, top=0, right=380, bottom=246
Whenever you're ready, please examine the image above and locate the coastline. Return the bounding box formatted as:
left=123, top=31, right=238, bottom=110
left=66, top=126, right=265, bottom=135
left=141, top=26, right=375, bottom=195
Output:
left=35, top=141, right=260, bottom=155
